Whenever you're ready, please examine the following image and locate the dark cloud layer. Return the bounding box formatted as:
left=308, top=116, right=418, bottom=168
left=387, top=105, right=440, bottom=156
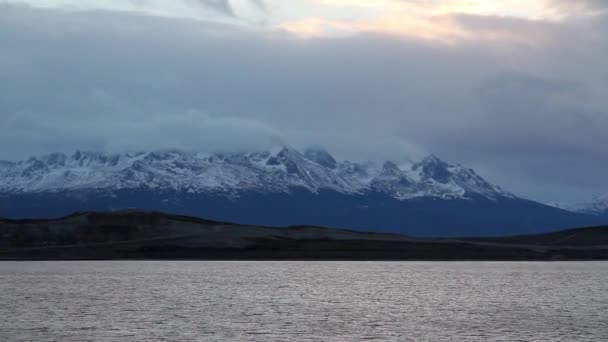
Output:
left=0, top=4, right=607, bottom=203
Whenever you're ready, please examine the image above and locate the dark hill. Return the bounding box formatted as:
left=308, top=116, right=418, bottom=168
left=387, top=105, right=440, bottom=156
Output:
left=1, top=211, right=607, bottom=260
left=475, top=226, right=608, bottom=247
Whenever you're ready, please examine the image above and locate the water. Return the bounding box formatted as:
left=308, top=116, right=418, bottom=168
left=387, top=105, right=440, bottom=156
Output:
left=1, top=262, right=607, bottom=341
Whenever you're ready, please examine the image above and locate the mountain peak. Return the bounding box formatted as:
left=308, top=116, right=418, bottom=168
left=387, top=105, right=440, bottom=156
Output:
left=414, top=154, right=452, bottom=183
left=422, top=154, right=442, bottom=163
left=380, top=161, right=401, bottom=175
left=39, top=153, right=68, bottom=166
left=304, top=147, right=338, bottom=170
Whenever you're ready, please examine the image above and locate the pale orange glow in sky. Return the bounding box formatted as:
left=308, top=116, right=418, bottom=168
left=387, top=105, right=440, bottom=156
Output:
left=280, top=15, right=470, bottom=41
left=276, top=0, right=566, bottom=40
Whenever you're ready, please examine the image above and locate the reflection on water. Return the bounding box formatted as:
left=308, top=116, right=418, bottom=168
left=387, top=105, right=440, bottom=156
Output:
left=1, top=261, right=607, bottom=341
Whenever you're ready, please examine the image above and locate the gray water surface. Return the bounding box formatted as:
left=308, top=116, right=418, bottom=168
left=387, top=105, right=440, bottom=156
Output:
left=1, top=261, right=607, bottom=341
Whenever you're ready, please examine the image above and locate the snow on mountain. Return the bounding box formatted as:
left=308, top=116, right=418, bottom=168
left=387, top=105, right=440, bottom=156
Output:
left=0, top=147, right=514, bottom=201
left=568, top=194, right=608, bottom=216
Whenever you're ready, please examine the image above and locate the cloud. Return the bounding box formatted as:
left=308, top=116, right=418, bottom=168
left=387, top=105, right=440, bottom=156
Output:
left=0, top=4, right=607, bottom=204
left=549, top=0, right=608, bottom=14
left=102, top=109, right=284, bottom=153
left=0, top=0, right=270, bottom=21
left=249, top=0, right=266, bottom=12
left=195, top=0, right=235, bottom=17
left=431, top=74, right=608, bottom=188
left=1, top=96, right=283, bottom=157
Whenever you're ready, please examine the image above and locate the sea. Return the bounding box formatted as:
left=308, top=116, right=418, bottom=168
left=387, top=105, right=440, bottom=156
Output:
left=1, top=261, right=607, bottom=341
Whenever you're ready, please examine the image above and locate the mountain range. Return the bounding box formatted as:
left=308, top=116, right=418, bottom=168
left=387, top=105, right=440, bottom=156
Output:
left=0, top=147, right=605, bottom=236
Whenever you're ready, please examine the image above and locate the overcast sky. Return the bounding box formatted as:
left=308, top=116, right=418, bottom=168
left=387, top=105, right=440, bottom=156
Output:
left=0, top=0, right=607, bottom=204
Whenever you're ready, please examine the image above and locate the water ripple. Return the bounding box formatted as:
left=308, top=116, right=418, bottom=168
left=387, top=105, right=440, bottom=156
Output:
left=1, top=261, right=607, bottom=341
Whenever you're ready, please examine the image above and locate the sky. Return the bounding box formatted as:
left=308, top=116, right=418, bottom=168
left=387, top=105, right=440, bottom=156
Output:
left=0, top=0, right=607, bottom=205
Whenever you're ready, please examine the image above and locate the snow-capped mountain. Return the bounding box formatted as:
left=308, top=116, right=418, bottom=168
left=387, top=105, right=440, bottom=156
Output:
left=0, top=147, right=511, bottom=201
left=0, top=147, right=603, bottom=236
left=568, top=195, right=608, bottom=216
